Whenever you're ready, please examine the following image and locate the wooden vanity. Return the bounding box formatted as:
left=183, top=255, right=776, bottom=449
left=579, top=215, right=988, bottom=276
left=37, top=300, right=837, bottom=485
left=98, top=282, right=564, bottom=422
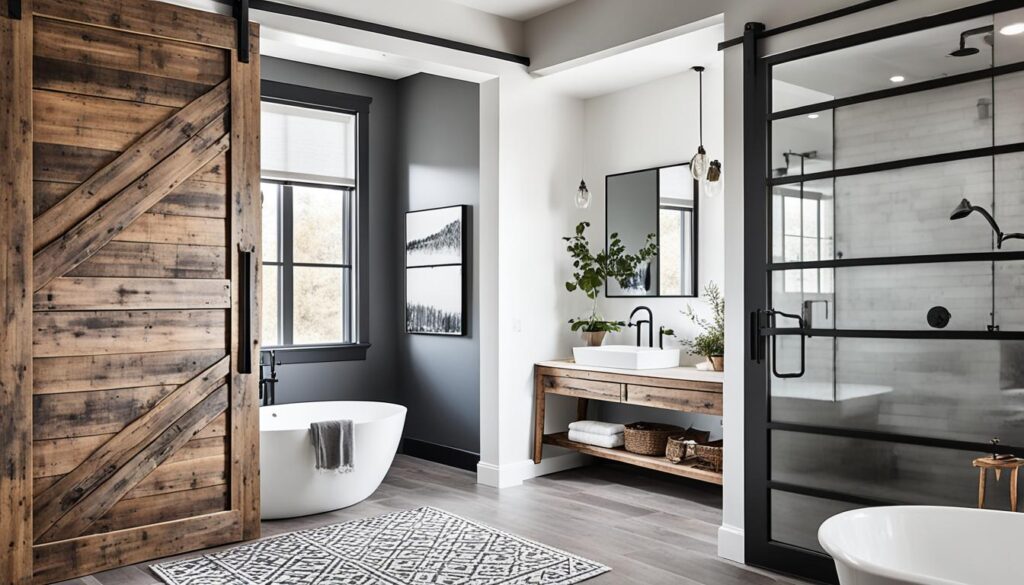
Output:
left=533, top=360, right=724, bottom=484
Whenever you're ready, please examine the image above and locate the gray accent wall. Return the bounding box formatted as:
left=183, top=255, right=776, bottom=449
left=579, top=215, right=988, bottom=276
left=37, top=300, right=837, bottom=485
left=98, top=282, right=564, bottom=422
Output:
left=260, top=59, right=481, bottom=456
left=261, top=57, right=400, bottom=406
left=396, top=74, right=481, bottom=454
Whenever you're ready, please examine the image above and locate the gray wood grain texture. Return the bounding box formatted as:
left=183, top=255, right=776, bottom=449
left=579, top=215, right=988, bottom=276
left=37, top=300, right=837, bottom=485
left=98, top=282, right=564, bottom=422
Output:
left=52, top=455, right=811, bottom=585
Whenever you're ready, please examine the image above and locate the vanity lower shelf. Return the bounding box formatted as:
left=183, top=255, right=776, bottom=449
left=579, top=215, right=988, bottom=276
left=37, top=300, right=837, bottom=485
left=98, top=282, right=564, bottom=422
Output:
left=543, top=432, right=723, bottom=485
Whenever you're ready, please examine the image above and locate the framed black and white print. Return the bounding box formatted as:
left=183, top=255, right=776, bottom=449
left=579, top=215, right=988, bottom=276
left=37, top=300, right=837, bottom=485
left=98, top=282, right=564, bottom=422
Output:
left=405, top=205, right=467, bottom=335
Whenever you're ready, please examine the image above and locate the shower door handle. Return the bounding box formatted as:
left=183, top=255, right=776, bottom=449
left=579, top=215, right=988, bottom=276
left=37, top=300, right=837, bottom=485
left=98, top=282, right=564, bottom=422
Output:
left=765, top=309, right=805, bottom=379
left=238, top=245, right=256, bottom=374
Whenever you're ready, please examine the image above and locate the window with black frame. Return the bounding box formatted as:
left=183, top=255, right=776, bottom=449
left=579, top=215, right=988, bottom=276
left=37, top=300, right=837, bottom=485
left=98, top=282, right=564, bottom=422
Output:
left=260, top=98, right=359, bottom=353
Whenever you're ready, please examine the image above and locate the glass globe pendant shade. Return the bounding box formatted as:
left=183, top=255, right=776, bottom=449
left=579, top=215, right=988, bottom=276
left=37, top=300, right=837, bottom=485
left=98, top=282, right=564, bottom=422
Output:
left=703, top=160, right=722, bottom=197
left=690, top=145, right=708, bottom=181
left=575, top=179, right=592, bottom=209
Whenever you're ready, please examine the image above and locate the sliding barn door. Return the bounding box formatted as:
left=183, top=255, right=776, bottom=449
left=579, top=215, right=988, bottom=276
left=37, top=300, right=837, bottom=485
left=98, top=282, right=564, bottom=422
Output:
left=0, top=0, right=262, bottom=582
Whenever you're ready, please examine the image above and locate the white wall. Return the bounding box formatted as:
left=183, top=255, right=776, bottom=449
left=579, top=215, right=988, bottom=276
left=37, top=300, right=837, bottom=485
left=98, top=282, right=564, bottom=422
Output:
left=583, top=66, right=724, bottom=359
left=567, top=63, right=725, bottom=437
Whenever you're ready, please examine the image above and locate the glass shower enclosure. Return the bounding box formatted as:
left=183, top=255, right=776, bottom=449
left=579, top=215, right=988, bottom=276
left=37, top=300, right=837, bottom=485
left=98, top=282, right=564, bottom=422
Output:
left=743, top=2, right=1024, bottom=581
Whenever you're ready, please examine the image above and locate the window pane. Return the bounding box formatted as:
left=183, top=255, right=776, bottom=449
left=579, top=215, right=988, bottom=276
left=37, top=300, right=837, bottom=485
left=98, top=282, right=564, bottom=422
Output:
left=293, top=266, right=347, bottom=344
left=659, top=208, right=682, bottom=296
left=261, top=182, right=279, bottom=263
left=261, top=101, right=355, bottom=185
left=293, top=186, right=348, bottom=265
left=262, top=264, right=279, bottom=346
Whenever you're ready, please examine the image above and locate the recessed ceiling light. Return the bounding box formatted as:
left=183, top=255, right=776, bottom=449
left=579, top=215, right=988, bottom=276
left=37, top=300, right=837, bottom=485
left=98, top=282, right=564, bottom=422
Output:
left=890, top=75, right=906, bottom=83
left=1001, top=22, right=1024, bottom=36
left=807, top=113, right=820, bottom=119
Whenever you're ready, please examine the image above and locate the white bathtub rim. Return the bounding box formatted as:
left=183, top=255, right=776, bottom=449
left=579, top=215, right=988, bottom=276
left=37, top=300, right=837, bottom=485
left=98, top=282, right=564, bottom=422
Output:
left=260, top=401, right=407, bottom=432
left=818, top=505, right=1009, bottom=585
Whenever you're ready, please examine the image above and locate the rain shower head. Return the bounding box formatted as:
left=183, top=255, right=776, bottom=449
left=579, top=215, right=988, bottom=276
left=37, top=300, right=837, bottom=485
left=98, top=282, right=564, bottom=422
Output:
left=949, top=198, right=1024, bottom=249
left=949, top=45, right=980, bottom=57
left=950, top=25, right=994, bottom=57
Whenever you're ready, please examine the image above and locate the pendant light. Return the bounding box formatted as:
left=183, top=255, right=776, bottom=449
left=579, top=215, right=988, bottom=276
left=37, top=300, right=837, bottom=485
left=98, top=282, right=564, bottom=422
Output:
left=689, top=66, right=723, bottom=196
left=690, top=66, right=708, bottom=181
left=575, top=115, right=592, bottom=209
left=575, top=179, right=592, bottom=209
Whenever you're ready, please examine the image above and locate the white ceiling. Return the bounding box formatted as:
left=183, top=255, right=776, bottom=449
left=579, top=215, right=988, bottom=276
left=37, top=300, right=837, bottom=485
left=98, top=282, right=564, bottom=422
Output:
left=535, top=23, right=723, bottom=99
left=445, top=0, right=575, bottom=21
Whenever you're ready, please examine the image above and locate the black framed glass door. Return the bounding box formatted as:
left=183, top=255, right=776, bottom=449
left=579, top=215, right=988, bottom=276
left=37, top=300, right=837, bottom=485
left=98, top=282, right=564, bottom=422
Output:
left=743, top=2, right=1024, bottom=582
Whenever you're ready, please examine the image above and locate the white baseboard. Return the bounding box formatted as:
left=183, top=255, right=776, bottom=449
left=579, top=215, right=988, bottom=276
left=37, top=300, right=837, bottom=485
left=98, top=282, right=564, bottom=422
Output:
left=717, top=523, right=744, bottom=563
left=476, top=453, right=590, bottom=488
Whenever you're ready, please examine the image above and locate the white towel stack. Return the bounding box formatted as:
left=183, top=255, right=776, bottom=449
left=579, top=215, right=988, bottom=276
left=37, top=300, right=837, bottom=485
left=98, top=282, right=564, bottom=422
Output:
left=568, top=420, right=625, bottom=449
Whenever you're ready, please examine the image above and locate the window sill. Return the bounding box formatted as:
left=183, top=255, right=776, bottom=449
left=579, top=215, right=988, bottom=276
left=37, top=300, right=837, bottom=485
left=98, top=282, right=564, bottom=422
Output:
left=260, top=343, right=370, bottom=364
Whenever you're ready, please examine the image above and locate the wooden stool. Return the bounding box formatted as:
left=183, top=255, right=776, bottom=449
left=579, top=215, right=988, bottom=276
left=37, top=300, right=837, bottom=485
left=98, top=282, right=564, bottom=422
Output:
left=973, top=456, right=1024, bottom=511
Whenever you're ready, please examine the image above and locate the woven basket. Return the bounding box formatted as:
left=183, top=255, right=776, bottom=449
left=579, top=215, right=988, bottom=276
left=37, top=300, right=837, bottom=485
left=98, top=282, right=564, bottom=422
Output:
left=693, top=440, right=724, bottom=472
left=665, top=427, right=712, bottom=463
left=624, top=422, right=683, bottom=456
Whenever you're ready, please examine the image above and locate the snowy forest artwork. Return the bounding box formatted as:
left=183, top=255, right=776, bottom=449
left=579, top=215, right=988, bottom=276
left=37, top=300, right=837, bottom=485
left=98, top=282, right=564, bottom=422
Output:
left=406, top=205, right=463, bottom=267
left=405, top=206, right=466, bottom=335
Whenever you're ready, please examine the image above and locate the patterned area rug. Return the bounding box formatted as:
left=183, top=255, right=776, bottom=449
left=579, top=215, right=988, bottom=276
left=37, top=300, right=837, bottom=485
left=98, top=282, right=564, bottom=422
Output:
left=151, top=506, right=610, bottom=585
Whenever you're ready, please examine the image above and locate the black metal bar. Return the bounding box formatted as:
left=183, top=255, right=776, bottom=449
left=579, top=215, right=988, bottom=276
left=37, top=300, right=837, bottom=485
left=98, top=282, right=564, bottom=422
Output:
left=768, top=250, right=1024, bottom=270
left=8, top=0, right=20, bottom=19
left=235, top=0, right=250, bottom=64
left=768, top=481, right=905, bottom=508
left=771, top=61, right=1024, bottom=121
left=718, top=0, right=896, bottom=51
left=238, top=246, right=255, bottom=374
left=770, top=141, right=1024, bottom=186
left=768, top=421, right=1024, bottom=455
left=742, top=19, right=775, bottom=575
left=764, top=327, right=1024, bottom=340
left=765, top=0, right=1024, bottom=65
left=214, top=0, right=530, bottom=66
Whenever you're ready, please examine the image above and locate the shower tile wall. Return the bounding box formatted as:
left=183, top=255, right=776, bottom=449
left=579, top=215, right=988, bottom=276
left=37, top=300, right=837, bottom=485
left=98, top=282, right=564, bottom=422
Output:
left=770, top=65, right=1024, bottom=518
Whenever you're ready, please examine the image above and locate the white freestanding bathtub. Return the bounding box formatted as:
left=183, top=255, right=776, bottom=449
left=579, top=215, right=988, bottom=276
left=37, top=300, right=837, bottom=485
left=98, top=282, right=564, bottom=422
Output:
left=819, top=506, right=1022, bottom=585
left=259, top=401, right=406, bottom=519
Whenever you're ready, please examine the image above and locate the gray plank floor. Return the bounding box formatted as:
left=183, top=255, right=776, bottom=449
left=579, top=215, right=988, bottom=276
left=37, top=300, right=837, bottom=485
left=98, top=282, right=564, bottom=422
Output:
left=56, top=455, right=811, bottom=585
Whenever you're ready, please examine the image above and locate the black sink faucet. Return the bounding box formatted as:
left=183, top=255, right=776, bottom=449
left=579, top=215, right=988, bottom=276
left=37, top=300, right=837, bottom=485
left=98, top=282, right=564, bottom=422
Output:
left=628, top=306, right=654, bottom=348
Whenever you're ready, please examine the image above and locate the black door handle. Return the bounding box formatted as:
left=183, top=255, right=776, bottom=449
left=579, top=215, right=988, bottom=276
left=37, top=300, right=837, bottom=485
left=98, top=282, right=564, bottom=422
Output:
left=238, top=245, right=255, bottom=374
left=765, top=309, right=805, bottom=379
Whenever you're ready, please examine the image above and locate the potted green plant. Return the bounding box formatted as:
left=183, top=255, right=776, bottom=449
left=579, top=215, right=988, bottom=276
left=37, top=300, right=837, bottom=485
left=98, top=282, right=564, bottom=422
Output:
left=679, top=282, right=725, bottom=371
left=563, top=221, right=658, bottom=346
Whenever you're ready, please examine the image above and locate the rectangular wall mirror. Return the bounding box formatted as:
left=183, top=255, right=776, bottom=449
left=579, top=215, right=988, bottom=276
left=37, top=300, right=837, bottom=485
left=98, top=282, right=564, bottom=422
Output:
left=606, top=163, right=698, bottom=297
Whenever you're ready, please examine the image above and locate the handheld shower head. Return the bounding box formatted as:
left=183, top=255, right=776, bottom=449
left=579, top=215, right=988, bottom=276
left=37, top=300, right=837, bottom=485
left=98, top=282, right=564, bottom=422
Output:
left=949, top=198, right=1024, bottom=249
left=950, top=198, right=975, bottom=220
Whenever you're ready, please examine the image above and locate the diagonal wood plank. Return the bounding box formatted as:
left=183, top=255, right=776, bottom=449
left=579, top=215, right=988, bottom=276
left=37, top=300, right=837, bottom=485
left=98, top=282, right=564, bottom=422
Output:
left=38, top=386, right=229, bottom=543
left=33, top=80, right=228, bottom=252
left=32, top=356, right=229, bottom=540
left=32, top=117, right=230, bottom=292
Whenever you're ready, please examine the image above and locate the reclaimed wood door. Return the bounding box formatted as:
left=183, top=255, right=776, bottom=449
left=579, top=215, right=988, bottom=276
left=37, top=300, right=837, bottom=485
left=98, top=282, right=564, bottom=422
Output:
left=0, top=0, right=261, bottom=582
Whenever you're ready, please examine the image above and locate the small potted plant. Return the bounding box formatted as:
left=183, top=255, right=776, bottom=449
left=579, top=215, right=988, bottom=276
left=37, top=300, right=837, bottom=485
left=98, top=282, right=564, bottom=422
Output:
left=679, top=282, right=725, bottom=371
left=563, top=222, right=658, bottom=346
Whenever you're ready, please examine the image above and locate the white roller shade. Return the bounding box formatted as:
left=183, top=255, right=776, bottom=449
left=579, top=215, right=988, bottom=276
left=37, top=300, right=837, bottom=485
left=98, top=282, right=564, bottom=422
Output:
left=261, top=101, right=356, bottom=187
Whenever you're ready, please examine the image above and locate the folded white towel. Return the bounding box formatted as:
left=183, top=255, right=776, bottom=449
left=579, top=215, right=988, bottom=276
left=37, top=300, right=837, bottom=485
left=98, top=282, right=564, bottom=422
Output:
left=568, top=420, right=626, bottom=436
left=568, top=429, right=624, bottom=449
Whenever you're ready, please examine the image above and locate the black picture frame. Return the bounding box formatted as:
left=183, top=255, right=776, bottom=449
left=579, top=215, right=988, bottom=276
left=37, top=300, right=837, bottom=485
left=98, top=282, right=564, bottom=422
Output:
left=405, top=205, right=468, bottom=336
left=604, top=162, right=700, bottom=298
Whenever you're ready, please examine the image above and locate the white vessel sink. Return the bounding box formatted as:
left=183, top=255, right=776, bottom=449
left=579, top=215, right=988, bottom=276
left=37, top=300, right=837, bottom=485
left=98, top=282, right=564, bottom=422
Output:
left=572, top=345, right=680, bottom=370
